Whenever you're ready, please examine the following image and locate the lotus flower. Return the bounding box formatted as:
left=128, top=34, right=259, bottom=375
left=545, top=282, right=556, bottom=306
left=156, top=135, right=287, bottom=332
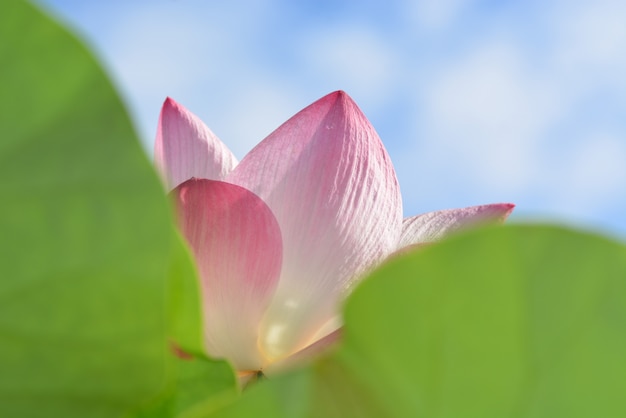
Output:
left=155, top=91, right=514, bottom=374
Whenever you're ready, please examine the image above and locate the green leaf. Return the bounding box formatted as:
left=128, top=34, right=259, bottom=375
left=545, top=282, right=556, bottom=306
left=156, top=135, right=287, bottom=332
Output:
left=208, top=225, right=626, bottom=417
left=124, top=229, right=238, bottom=418
left=127, top=355, right=238, bottom=418
left=0, top=1, right=183, bottom=416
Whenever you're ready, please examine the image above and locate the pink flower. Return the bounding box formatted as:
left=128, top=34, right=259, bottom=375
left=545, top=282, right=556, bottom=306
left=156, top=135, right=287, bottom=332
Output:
left=155, top=91, right=514, bottom=373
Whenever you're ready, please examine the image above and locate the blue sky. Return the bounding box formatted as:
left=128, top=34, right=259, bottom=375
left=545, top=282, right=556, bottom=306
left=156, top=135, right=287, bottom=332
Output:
left=38, top=0, right=626, bottom=238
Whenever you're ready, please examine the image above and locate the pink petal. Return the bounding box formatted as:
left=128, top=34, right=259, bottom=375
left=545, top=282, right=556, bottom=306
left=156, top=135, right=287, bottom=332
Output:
left=173, top=179, right=282, bottom=371
left=155, top=98, right=237, bottom=190
left=398, top=203, right=515, bottom=249
left=227, top=91, right=402, bottom=362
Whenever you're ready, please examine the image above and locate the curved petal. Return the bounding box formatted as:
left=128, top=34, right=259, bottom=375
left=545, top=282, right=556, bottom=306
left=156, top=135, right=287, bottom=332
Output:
left=227, top=91, right=402, bottom=362
left=266, top=328, right=343, bottom=375
left=155, top=98, right=237, bottom=190
left=398, top=203, right=515, bottom=249
left=173, top=179, right=282, bottom=371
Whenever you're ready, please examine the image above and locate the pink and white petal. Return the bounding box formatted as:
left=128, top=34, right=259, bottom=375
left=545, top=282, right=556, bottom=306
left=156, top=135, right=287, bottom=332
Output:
left=398, top=203, right=515, bottom=249
left=265, top=328, right=343, bottom=375
left=155, top=98, right=237, bottom=190
left=227, top=91, right=402, bottom=362
left=173, top=179, right=282, bottom=371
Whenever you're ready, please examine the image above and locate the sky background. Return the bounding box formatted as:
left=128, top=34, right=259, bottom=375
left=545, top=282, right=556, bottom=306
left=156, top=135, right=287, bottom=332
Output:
left=37, top=0, right=626, bottom=238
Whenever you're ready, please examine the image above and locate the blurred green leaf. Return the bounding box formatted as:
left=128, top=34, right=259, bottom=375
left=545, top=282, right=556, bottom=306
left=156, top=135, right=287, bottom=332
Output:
left=124, top=229, right=238, bottom=418
left=127, top=355, right=238, bottom=418
left=0, top=1, right=191, bottom=416
left=208, top=225, right=626, bottom=417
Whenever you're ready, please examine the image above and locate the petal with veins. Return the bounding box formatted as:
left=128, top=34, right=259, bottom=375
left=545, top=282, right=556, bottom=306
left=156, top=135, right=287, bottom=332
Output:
left=173, top=179, right=282, bottom=371
left=155, top=98, right=237, bottom=190
left=398, top=203, right=515, bottom=249
left=227, top=91, right=402, bottom=361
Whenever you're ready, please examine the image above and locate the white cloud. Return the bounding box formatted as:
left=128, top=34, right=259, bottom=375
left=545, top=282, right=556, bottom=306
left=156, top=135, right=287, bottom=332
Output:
left=407, top=0, right=474, bottom=30
left=551, top=0, right=626, bottom=94
left=301, top=25, right=400, bottom=109
left=110, top=11, right=221, bottom=93
left=554, top=1, right=626, bottom=64
left=555, top=132, right=626, bottom=213
left=421, top=41, right=562, bottom=193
